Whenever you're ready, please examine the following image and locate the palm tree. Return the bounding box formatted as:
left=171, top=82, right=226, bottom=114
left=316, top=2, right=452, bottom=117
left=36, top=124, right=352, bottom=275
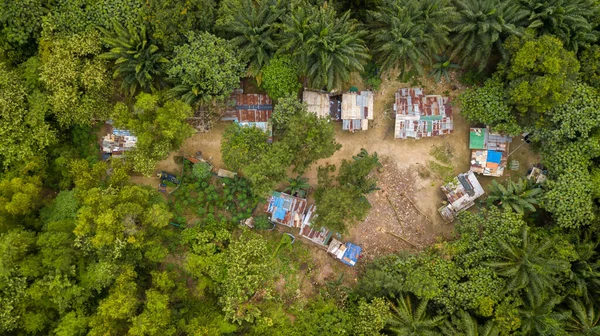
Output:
left=368, top=0, right=456, bottom=76
left=99, top=21, right=169, bottom=96
left=487, top=227, right=570, bottom=298
left=486, top=178, right=543, bottom=213
left=517, top=0, right=597, bottom=52
left=451, top=0, right=527, bottom=71
left=279, top=2, right=369, bottom=91
left=519, top=292, right=569, bottom=335
left=564, top=298, right=600, bottom=335
left=386, top=294, right=445, bottom=335
left=429, top=54, right=460, bottom=83
left=285, top=176, right=310, bottom=196
left=221, top=0, right=282, bottom=78
left=439, top=310, right=499, bottom=336
left=570, top=238, right=600, bottom=305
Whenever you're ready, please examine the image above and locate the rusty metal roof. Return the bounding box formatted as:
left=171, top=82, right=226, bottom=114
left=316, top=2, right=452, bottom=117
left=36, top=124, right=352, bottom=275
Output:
left=265, top=191, right=308, bottom=228
left=439, top=171, right=484, bottom=222
left=222, top=93, right=273, bottom=123
left=394, top=88, right=453, bottom=139
left=300, top=204, right=333, bottom=246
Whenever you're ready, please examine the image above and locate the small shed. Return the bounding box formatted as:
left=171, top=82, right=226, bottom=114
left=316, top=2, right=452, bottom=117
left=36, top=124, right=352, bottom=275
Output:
left=300, top=204, right=333, bottom=246
left=303, top=90, right=331, bottom=119
left=438, top=171, right=485, bottom=222
left=265, top=191, right=308, bottom=228
left=394, top=88, right=453, bottom=139
left=101, top=127, right=137, bottom=159
left=341, top=91, right=374, bottom=132
left=327, top=239, right=362, bottom=266
left=217, top=169, right=237, bottom=179
left=469, top=128, right=512, bottom=177
left=222, top=91, right=274, bottom=141
left=527, top=166, right=547, bottom=184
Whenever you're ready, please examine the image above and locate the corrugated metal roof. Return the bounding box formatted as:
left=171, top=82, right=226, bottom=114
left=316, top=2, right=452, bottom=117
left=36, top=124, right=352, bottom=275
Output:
left=303, top=91, right=331, bottom=118
left=440, top=171, right=484, bottom=219
left=221, top=92, right=274, bottom=141
left=300, top=204, right=333, bottom=246
left=469, top=128, right=487, bottom=149
left=341, top=91, right=374, bottom=130
left=395, top=88, right=453, bottom=139
left=469, top=127, right=512, bottom=177
left=102, top=126, right=137, bottom=158
left=265, top=191, right=308, bottom=228
left=342, top=119, right=364, bottom=131
left=222, top=93, right=273, bottom=123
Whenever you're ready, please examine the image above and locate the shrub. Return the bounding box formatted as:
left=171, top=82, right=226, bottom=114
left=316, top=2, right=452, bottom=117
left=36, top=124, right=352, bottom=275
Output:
left=254, top=215, right=272, bottom=230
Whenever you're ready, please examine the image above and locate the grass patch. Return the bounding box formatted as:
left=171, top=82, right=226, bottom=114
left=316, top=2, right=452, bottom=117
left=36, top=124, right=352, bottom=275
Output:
left=419, top=144, right=456, bottom=183
left=427, top=160, right=454, bottom=183
left=430, top=143, right=454, bottom=164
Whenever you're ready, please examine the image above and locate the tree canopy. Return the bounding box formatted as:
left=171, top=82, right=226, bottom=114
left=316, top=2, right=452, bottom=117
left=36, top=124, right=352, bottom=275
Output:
left=280, top=2, right=369, bottom=90
left=505, top=34, right=580, bottom=116
left=112, top=93, right=194, bottom=175
left=167, top=31, right=245, bottom=104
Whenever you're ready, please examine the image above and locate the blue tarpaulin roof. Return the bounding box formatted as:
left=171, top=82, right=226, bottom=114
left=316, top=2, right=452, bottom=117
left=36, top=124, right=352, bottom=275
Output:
left=341, top=243, right=362, bottom=266
left=487, top=150, right=502, bottom=164
left=274, top=208, right=287, bottom=220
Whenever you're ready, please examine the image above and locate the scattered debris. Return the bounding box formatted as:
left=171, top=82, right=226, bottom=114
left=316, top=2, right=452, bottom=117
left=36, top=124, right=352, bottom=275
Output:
left=101, top=127, right=137, bottom=160
left=527, top=165, right=547, bottom=184
left=438, top=171, right=485, bottom=223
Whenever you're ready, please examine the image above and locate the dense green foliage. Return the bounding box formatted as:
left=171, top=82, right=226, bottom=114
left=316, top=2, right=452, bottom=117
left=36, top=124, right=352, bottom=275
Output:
left=368, top=0, right=454, bottom=75
left=487, top=178, right=543, bottom=213
left=3, top=0, right=600, bottom=334
left=143, top=0, right=216, bottom=51
left=112, top=93, right=194, bottom=175
left=280, top=2, right=369, bottom=90
left=451, top=0, right=525, bottom=70
left=167, top=31, right=245, bottom=104
left=221, top=101, right=340, bottom=194
left=39, top=30, right=112, bottom=127
left=278, top=102, right=341, bottom=173
left=219, top=0, right=281, bottom=77
left=260, top=55, right=301, bottom=101
left=99, top=21, right=169, bottom=95
left=504, top=34, right=580, bottom=116
left=0, top=62, right=54, bottom=168
left=518, top=0, right=598, bottom=52
left=314, top=149, right=380, bottom=234
left=458, top=76, right=521, bottom=135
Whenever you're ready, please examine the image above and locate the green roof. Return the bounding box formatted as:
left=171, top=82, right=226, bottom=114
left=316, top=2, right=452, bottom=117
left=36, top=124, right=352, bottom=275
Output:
left=470, top=129, right=486, bottom=149
left=421, top=115, right=444, bottom=133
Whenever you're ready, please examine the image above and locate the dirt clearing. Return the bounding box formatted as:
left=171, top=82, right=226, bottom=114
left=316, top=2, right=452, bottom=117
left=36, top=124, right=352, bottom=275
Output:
left=144, top=73, right=539, bottom=264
